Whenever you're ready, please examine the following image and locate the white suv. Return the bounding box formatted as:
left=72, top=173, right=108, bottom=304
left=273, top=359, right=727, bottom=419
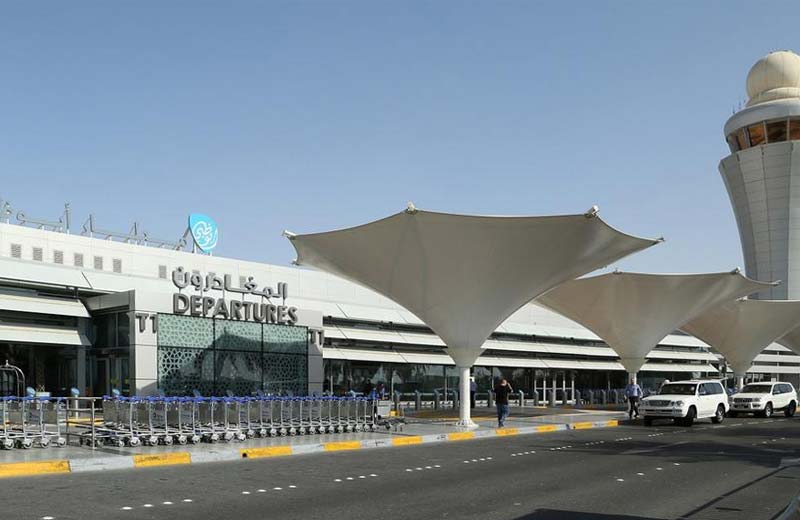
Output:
left=640, top=380, right=729, bottom=427
left=729, top=382, right=797, bottom=418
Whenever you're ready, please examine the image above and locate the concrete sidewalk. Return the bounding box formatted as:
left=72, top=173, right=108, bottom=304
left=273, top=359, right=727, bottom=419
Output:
left=0, top=408, right=625, bottom=479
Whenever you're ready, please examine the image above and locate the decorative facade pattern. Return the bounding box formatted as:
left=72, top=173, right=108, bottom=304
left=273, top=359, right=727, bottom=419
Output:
left=157, top=314, right=308, bottom=396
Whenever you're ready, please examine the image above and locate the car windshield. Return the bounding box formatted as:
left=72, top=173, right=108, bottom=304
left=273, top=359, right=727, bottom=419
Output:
left=741, top=384, right=772, bottom=394
left=659, top=384, right=697, bottom=395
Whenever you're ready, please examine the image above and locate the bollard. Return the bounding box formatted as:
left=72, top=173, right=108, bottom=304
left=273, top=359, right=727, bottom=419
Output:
left=393, top=391, right=401, bottom=415
left=574, top=390, right=582, bottom=408
left=487, top=390, right=494, bottom=408
left=587, top=390, right=594, bottom=405
left=518, top=390, right=525, bottom=407
left=433, top=390, right=440, bottom=410
left=599, top=389, right=607, bottom=405
left=453, top=390, right=459, bottom=410
left=415, top=390, right=422, bottom=411
left=549, top=389, right=556, bottom=407
left=532, top=390, right=539, bottom=407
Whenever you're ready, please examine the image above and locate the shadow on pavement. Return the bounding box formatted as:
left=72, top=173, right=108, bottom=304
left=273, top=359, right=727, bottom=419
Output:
left=514, top=510, right=660, bottom=519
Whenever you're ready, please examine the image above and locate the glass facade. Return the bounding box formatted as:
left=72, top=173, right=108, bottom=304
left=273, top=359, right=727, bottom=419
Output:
left=157, top=314, right=308, bottom=396
left=727, top=117, right=800, bottom=152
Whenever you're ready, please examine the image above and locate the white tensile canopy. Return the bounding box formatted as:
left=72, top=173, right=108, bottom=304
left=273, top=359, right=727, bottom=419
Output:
left=284, top=205, right=660, bottom=427
left=682, top=299, right=800, bottom=389
left=778, top=328, right=800, bottom=357
left=537, top=271, right=773, bottom=382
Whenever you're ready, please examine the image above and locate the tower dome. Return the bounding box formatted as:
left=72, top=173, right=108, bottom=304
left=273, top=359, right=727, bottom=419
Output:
left=746, top=50, right=800, bottom=107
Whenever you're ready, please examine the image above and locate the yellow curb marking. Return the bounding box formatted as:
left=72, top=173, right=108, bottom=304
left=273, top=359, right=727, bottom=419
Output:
left=495, top=428, right=519, bottom=436
left=606, top=420, right=619, bottom=427
left=0, top=460, right=71, bottom=479
left=132, top=452, right=191, bottom=468
left=572, top=422, right=595, bottom=430
left=392, top=436, right=423, bottom=446
left=536, top=424, right=560, bottom=433
left=323, top=441, right=362, bottom=451
left=241, top=446, right=293, bottom=458
left=447, top=432, right=475, bottom=441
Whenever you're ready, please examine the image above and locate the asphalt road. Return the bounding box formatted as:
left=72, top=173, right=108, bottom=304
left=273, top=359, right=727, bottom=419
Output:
left=3, top=416, right=800, bottom=520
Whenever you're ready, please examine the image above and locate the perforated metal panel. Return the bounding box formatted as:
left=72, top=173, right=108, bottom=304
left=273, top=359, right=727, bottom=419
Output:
left=112, top=258, right=122, bottom=273
left=73, top=253, right=84, bottom=267
left=158, top=265, right=167, bottom=279
left=10, top=244, right=21, bottom=259
left=53, top=250, right=64, bottom=264
left=32, top=247, right=43, bottom=261
left=93, top=256, right=103, bottom=270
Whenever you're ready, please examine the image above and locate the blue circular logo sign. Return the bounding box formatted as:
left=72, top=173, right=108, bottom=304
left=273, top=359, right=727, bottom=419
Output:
left=189, top=213, right=219, bottom=253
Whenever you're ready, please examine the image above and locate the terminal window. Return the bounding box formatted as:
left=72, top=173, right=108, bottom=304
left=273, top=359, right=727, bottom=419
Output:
left=767, top=120, right=788, bottom=143
left=747, top=123, right=766, bottom=146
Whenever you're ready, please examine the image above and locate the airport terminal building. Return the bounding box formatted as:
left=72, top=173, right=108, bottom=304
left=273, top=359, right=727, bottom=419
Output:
left=1, top=212, right=798, bottom=400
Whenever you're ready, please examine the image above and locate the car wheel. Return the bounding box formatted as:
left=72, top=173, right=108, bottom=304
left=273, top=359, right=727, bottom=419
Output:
left=728, top=410, right=738, bottom=418
left=683, top=406, right=696, bottom=427
left=785, top=401, right=796, bottom=418
left=711, top=404, right=725, bottom=424
left=643, top=416, right=653, bottom=426
left=763, top=402, right=774, bottom=418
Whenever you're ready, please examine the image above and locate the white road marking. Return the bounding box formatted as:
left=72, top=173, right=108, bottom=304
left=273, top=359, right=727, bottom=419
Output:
left=487, top=457, right=493, bottom=460
left=673, top=463, right=680, bottom=466
left=183, top=499, right=193, bottom=503
left=637, top=472, right=645, bottom=476
left=143, top=504, right=153, bottom=508
left=334, top=479, right=343, bottom=482
left=163, top=502, right=173, bottom=505
left=433, top=465, right=441, bottom=468
left=616, top=478, right=625, bottom=482
left=242, top=491, right=251, bottom=495
left=358, top=476, right=366, bottom=479
left=121, top=507, right=132, bottom=511
left=289, top=484, right=298, bottom=488
left=41, top=517, right=55, bottom=520
left=274, top=487, right=283, bottom=490
left=346, top=477, right=354, bottom=480
left=258, top=489, right=268, bottom=492
left=656, top=467, right=663, bottom=471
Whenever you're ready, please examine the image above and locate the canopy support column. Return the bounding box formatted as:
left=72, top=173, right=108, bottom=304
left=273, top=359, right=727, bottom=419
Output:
left=456, top=366, right=478, bottom=429
left=736, top=375, right=745, bottom=391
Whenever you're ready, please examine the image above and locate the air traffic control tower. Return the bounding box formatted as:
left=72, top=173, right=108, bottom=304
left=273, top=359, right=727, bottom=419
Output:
left=721, top=50, right=800, bottom=299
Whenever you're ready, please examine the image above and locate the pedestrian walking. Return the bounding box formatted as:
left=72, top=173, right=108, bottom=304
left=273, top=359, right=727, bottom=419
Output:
left=470, top=377, right=477, bottom=409
left=625, top=378, right=643, bottom=419
left=494, top=379, right=513, bottom=427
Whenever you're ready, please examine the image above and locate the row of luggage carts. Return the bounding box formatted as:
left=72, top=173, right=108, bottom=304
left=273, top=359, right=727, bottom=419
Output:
left=0, top=397, right=68, bottom=449
left=88, top=395, right=379, bottom=448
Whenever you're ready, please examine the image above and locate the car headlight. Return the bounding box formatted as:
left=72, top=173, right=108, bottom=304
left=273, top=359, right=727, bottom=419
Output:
left=671, top=401, right=684, bottom=406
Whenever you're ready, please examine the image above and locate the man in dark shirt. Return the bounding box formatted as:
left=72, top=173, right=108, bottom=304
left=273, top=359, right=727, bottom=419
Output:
left=494, top=379, right=514, bottom=427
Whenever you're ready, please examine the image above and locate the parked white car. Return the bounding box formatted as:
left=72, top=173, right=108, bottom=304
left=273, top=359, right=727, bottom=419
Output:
left=640, top=380, right=729, bottom=427
left=729, top=382, right=797, bottom=418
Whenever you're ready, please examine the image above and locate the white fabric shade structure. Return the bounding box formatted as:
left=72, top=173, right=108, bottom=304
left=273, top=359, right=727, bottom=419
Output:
left=537, top=271, right=774, bottom=382
left=682, top=299, right=800, bottom=389
left=285, top=205, right=660, bottom=427
left=778, top=327, right=800, bottom=356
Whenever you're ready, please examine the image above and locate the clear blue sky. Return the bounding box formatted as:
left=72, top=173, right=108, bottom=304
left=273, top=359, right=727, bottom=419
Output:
left=2, top=2, right=798, bottom=273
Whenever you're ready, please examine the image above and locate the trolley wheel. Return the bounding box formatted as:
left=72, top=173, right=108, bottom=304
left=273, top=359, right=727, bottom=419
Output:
left=128, top=437, right=141, bottom=447
left=209, top=433, right=220, bottom=443
left=20, top=438, right=33, bottom=449
left=328, top=426, right=337, bottom=434
left=2, top=438, right=15, bottom=450
left=177, top=435, right=188, bottom=445
left=236, top=433, right=246, bottom=442
left=190, top=435, right=201, bottom=444
left=55, top=437, right=67, bottom=448
left=223, top=432, right=234, bottom=442
left=148, top=435, right=159, bottom=446
left=115, top=439, right=125, bottom=448
left=39, top=438, right=51, bottom=448
left=269, top=428, right=278, bottom=437
left=354, top=425, right=363, bottom=432
left=279, top=428, right=288, bottom=437
left=289, top=427, right=297, bottom=436
left=258, top=429, right=267, bottom=437
left=298, top=427, right=306, bottom=435
left=246, top=430, right=255, bottom=439
left=345, top=425, right=354, bottom=433
left=162, top=436, right=174, bottom=446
